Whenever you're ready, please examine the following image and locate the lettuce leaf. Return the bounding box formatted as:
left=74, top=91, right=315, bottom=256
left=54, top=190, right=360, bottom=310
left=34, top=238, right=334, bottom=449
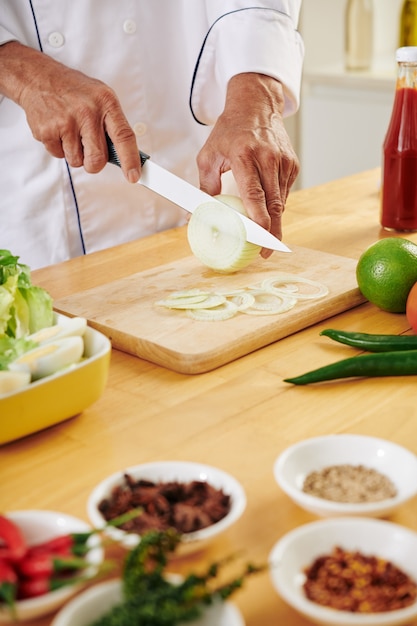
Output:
left=0, top=249, right=53, bottom=339
left=0, top=276, right=18, bottom=337
left=0, top=336, right=38, bottom=370
left=20, top=285, right=53, bottom=334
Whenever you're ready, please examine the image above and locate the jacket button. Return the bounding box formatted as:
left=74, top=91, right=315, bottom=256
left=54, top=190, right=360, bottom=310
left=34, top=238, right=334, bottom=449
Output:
left=123, top=19, right=137, bottom=34
left=134, top=122, right=147, bottom=137
left=48, top=31, right=65, bottom=48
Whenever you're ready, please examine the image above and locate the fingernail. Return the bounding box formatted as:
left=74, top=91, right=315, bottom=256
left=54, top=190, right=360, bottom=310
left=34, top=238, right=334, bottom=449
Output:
left=126, top=168, right=140, bottom=183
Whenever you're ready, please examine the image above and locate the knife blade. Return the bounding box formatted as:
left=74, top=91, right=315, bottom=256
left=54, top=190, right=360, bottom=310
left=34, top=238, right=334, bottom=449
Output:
left=106, top=136, right=291, bottom=252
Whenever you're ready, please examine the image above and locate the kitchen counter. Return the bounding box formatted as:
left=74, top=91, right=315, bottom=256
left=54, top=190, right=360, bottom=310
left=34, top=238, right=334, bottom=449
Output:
left=3, top=167, right=417, bottom=626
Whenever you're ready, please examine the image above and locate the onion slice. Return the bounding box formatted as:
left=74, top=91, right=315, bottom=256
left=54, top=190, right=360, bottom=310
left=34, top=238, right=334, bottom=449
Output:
left=154, top=273, right=329, bottom=321
left=242, top=290, right=297, bottom=315
left=222, top=291, right=256, bottom=311
left=261, top=275, right=329, bottom=300
left=186, top=300, right=239, bottom=321
left=156, top=294, right=225, bottom=310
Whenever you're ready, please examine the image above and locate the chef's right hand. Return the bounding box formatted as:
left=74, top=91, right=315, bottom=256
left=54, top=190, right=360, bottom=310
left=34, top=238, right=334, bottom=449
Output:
left=0, top=41, right=141, bottom=183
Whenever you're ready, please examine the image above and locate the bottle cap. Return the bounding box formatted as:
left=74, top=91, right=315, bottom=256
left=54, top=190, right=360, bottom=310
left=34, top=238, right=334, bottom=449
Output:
left=396, top=47, right=417, bottom=62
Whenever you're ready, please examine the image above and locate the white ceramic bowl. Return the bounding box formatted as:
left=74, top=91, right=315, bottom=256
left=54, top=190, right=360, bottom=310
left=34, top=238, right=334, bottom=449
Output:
left=0, top=510, right=103, bottom=623
left=87, top=461, right=246, bottom=553
left=269, top=517, right=417, bottom=626
left=274, top=434, right=417, bottom=518
left=51, top=578, right=245, bottom=626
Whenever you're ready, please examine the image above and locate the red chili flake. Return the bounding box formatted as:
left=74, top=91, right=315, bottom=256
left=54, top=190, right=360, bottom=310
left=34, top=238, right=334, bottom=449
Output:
left=303, top=546, right=417, bottom=613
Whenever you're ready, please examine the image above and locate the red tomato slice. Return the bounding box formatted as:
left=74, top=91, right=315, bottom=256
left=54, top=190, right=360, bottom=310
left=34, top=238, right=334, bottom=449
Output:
left=406, top=281, right=417, bottom=332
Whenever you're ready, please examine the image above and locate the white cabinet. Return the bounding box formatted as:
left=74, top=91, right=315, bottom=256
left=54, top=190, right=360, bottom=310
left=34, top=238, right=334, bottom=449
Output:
left=298, top=70, right=395, bottom=188
left=292, top=0, right=404, bottom=189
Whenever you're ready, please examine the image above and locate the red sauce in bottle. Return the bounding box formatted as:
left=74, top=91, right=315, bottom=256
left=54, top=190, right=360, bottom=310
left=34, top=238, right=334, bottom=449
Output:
left=381, top=48, right=417, bottom=231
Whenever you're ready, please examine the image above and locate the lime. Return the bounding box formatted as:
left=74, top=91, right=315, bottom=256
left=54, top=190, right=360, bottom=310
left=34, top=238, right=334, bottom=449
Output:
left=356, top=237, right=417, bottom=313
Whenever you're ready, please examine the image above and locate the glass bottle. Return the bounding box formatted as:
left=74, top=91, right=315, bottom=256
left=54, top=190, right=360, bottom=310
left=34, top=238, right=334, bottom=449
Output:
left=381, top=47, right=417, bottom=231
left=345, top=0, right=374, bottom=71
left=400, top=0, right=417, bottom=47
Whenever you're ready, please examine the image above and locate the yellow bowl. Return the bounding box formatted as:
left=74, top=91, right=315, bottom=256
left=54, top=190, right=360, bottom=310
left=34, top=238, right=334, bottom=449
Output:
left=0, top=314, right=111, bottom=444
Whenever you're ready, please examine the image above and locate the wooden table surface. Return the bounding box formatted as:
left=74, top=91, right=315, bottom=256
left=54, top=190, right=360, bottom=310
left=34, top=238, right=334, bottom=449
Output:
left=3, top=167, right=417, bottom=626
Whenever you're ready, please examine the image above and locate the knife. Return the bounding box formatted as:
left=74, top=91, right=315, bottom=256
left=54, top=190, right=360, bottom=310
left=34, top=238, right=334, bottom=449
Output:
left=106, top=136, right=291, bottom=252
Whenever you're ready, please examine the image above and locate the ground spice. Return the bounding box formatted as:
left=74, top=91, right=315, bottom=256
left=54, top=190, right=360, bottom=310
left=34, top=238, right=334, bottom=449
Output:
left=303, top=546, right=417, bottom=613
left=302, top=464, right=397, bottom=503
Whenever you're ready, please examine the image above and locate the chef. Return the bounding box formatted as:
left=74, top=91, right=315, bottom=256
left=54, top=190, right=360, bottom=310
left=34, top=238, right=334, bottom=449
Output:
left=0, top=1, right=304, bottom=269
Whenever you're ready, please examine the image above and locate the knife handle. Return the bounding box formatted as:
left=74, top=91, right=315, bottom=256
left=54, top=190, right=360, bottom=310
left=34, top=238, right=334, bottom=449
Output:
left=105, top=133, right=150, bottom=168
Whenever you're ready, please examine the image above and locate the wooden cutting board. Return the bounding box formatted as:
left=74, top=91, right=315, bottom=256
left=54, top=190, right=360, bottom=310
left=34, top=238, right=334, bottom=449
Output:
left=54, top=245, right=366, bottom=374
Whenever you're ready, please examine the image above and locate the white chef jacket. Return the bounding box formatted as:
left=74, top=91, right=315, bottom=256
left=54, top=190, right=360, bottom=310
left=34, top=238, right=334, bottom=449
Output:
left=0, top=1, right=304, bottom=270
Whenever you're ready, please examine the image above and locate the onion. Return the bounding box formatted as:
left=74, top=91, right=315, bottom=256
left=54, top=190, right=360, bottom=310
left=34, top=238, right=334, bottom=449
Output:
left=223, top=291, right=256, bottom=311
left=187, top=300, right=238, bottom=321
left=241, top=290, right=297, bottom=315
left=155, top=274, right=329, bottom=321
left=187, top=195, right=261, bottom=273
left=261, top=275, right=329, bottom=299
left=156, top=294, right=225, bottom=310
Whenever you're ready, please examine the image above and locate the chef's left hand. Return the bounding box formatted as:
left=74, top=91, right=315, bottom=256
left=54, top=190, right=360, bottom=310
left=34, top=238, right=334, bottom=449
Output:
left=197, top=73, right=299, bottom=258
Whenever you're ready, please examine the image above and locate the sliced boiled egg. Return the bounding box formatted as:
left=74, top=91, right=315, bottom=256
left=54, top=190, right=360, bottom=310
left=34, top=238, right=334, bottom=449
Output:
left=0, top=370, right=31, bottom=396
left=28, top=316, right=87, bottom=345
left=10, top=336, right=84, bottom=380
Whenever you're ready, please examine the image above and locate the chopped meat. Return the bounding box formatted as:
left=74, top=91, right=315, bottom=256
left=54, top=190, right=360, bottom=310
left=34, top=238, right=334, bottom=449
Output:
left=97, top=473, right=232, bottom=536
left=172, top=503, right=212, bottom=533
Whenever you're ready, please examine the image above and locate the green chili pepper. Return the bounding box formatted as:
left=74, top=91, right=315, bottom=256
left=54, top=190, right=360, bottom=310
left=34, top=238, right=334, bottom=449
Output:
left=283, top=349, right=417, bottom=385
left=0, top=560, right=17, bottom=617
left=320, top=328, right=417, bottom=352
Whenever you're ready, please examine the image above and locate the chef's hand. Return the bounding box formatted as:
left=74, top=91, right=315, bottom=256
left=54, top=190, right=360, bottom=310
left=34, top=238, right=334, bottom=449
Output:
left=0, top=41, right=141, bottom=182
left=197, top=73, right=299, bottom=258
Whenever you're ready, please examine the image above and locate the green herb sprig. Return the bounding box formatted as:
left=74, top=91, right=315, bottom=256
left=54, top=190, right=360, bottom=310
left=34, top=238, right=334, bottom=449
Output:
left=90, top=529, right=264, bottom=626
